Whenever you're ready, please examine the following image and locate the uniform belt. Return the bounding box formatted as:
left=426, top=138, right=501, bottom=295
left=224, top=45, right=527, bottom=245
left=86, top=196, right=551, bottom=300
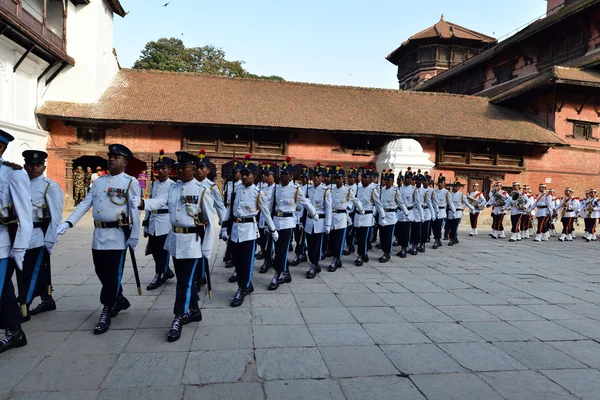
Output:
left=318, top=213, right=326, bottom=218
left=0, top=217, right=17, bottom=225
left=235, top=217, right=255, bottom=224
left=406, top=206, right=414, bottom=210
left=538, top=205, right=547, bottom=209
left=152, top=209, right=169, bottom=214
left=275, top=212, right=294, bottom=218
left=33, top=221, right=47, bottom=229
left=385, top=208, right=397, bottom=212
left=172, top=226, right=203, bottom=234
left=566, top=209, right=574, bottom=212
left=438, top=206, right=446, bottom=209
left=94, top=220, right=127, bottom=228
left=422, top=206, right=429, bottom=209
left=456, top=208, right=464, bottom=211
left=333, top=209, right=347, bottom=214
left=363, top=210, right=373, bottom=214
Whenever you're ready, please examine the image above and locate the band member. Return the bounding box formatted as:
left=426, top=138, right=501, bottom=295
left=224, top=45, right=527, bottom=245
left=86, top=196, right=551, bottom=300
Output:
left=396, top=168, right=422, bottom=257
left=415, top=171, right=433, bottom=252
left=290, top=165, right=309, bottom=266
left=468, top=183, right=486, bottom=236
left=503, top=182, right=525, bottom=242
left=305, top=164, right=331, bottom=278
left=144, top=151, right=175, bottom=291
left=220, top=155, right=277, bottom=306
left=257, top=161, right=277, bottom=274
left=532, top=184, right=553, bottom=242
left=547, top=188, right=558, bottom=237
left=222, top=160, right=243, bottom=269
left=57, top=144, right=141, bottom=335
left=447, top=180, right=472, bottom=246
left=519, top=185, right=533, bottom=238
left=269, top=157, right=317, bottom=290
left=431, top=175, right=455, bottom=249
left=583, top=189, right=599, bottom=242
left=343, top=166, right=359, bottom=255
left=425, top=172, right=435, bottom=242
left=19, top=151, right=63, bottom=321
left=354, top=167, right=384, bottom=265
left=556, top=188, right=579, bottom=242
left=379, top=169, right=408, bottom=262
left=0, top=130, right=32, bottom=353
left=139, top=152, right=214, bottom=342
left=486, top=181, right=508, bottom=239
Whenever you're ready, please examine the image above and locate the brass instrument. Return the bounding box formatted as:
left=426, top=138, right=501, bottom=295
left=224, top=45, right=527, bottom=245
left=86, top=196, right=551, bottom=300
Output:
left=466, top=195, right=480, bottom=208
left=493, top=191, right=506, bottom=207
left=510, top=191, right=527, bottom=211
left=587, top=197, right=597, bottom=214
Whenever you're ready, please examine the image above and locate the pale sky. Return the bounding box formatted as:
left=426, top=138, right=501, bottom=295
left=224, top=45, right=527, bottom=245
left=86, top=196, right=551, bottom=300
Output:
left=114, top=0, right=548, bottom=89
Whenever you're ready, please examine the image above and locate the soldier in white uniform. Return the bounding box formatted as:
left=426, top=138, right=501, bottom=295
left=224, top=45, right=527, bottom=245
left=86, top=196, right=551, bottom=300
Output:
left=57, top=144, right=141, bottom=335
left=139, top=152, right=214, bottom=342
left=222, top=161, right=243, bottom=269
left=268, top=157, right=317, bottom=290
left=329, top=165, right=363, bottom=270
left=396, top=168, right=422, bottom=257
left=343, top=167, right=359, bottom=255
left=520, top=185, right=534, bottom=238
left=502, top=182, right=526, bottom=242
left=556, top=188, right=579, bottom=242
left=256, top=161, right=277, bottom=275
left=304, top=164, right=332, bottom=278
left=583, top=189, right=599, bottom=241
left=354, top=167, right=385, bottom=266
left=532, top=184, right=554, bottom=242
left=447, top=180, right=473, bottom=246
left=378, top=170, right=408, bottom=263
left=486, top=181, right=509, bottom=239
left=144, top=151, right=175, bottom=291
left=290, top=164, right=309, bottom=266
left=18, top=151, right=63, bottom=321
left=468, top=183, right=486, bottom=236
left=0, top=130, right=32, bottom=353
left=415, top=172, right=434, bottom=252
left=220, top=155, right=277, bottom=307
left=431, top=175, right=455, bottom=249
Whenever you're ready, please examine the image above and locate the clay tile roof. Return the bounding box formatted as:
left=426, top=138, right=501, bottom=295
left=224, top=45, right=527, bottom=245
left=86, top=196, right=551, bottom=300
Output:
left=37, top=68, right=563, bottom=146
left=409, top=15, right=496, bottom=43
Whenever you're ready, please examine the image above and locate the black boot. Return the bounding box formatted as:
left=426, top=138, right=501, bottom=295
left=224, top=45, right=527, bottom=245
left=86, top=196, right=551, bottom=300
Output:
left=306, top=264, right=319, bottom=279
left=94, top=306, right=111, bottom=335
left=410, top=244, right=418, bottom=255
left=228, top=271, right=238, bottom=283
left=290, top=254, right=302, bottom=266
left=225, top=260, right=234, bottom=269
left=418, top=243, right=425, bottom=253
left=362, top=254, right=369, bottom=263
left=0, top=329, right=27, bottom=353
left=259, top=260, right=272, bottom=274
left=108, top=295, right=131, bottom=318
left=355, top=256, right=363, bottom=266
left=397, top=247, right=407, bottom=258
left=379, top=254, right=390, bottom=263
left=328, top=259, right=338, bottom=272
left=268, top=272, right=281, bottom=290
left=279, top=271, right=292, bottom=284
left=231, top=284, right=254, bottom=307
left=30, top=297, right=56, bottom=316
left=255, top=250, right=265, bottom=260
left=167, top=315, right=183, bottom=342
left=432, top=240, right=439, bottom=249
left=162, top=268, right=175, bottom=284
left=147, top=274, right=162, bottom=291
left=448, top=238, right=454, bottom=246
left=182, top=307, right=203, bottom=325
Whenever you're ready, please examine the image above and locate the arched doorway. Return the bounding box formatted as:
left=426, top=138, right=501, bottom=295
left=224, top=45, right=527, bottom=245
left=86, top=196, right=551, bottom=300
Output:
left=73, top=155, right=107, bottom=172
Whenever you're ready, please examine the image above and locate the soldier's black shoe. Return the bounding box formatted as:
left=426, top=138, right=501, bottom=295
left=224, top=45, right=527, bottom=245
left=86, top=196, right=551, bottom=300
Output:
left=290, top=255, right=302, bottom=266
left=228, top=271, right=238, bottom=283
left=336, top=259, right=342, bottom=269
left=182, top=308, right=203, bottom=325
left=147, top=274, right=162, bottom=290
left=30, top=298, right=56, bottom=315
left=268, top=273, right=281, bottom=290
left=432, top=240, right=439, bottom=249
left=259, top=261, right=272, bottom=274
left=342, top=248, right=351, bottom=255
left=362, top=255, right=369, bottom=263
left=108, top=297, right=130, bottom=318
left=379, top=254, right=390, bottom=263
left=393, top=239, right=399, bottom=247
left=0, top=329, right=27, bottom=353
left=328, top=261, right=338, bottom=272
left=162, top=268, right=175, bottom=283
left=197, top=277, right=207, bottom=287
left=167, top=315, right=183, bottom=342
left=279, top=271, right=292, bottom=284
left=94, top=306, right=111, bottom=335
left=418, top=244, right=425, bottom=253
left=397, top=248, right=407, bottom=258
left=410, top=245, right=418, bottom=255
left=225, top=260, right=234, bottom=269
left=448, top=239, right=454, bottom=246
left=231, top=283, right=254, bottom=307
left=306, top=264, right=320, bottom=279
left=298, top=254, right=307, bottom=263
left=376, top=243, right=382, bottom=249
left=355, top=256, right=363, bottom=266
left=255, top=250, right=265, bottom=260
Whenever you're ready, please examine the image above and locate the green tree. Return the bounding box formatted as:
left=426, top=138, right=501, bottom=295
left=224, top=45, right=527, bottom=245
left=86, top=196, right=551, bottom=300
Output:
left=133, top=38, right=284, bottom=81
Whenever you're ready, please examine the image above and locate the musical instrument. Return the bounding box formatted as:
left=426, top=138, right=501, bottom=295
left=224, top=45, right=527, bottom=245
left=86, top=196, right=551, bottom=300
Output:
left=510, top=191, right=527, bottom=211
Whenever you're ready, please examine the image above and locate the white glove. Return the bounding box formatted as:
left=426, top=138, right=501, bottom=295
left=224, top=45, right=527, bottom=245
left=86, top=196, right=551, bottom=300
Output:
left=56, top=222, right=70, bottom=236
left=358, top=209, right=365, bottom=215
left=272, top=231, right=279, bottom=242
left=44, top=241, right=54, bottom=255
left=408, top=214, right=415, bottom=222
left=126, top=238, right=138, bottom=251
left=220, top=227, right=229, bottom=241
left=10, top=248, right=25, bottom=270
left=326, top=227, right=331, bottom=235
left=311, top=214, right=319, bottom=221
left=130, top=196, right=141, bottom=209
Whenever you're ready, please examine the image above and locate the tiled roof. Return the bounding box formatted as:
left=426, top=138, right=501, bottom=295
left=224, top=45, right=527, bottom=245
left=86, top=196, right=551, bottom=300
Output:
left=37, top=69, right=563, bottom=145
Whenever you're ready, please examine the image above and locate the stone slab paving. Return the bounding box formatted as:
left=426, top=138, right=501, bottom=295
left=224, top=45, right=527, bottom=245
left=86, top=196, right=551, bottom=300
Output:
left=1, top=214, right=600, bottom=399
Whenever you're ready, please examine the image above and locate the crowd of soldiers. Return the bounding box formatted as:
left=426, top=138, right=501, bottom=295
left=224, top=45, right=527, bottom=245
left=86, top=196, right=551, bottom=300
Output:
left=1, top=136, right=597, bottom=353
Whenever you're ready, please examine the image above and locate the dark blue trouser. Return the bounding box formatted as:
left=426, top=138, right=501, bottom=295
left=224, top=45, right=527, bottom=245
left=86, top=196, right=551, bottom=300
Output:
left=92, top=249, right=126, bottom=307
left=306, top=232, right=324, bottom=265
left=232, top=239, right=256, bottom=289
left=0, top=258, right=21, bottom=330
left=273, top=228, right=293, bottom=273
left=173, top=257, right=200, bottom=315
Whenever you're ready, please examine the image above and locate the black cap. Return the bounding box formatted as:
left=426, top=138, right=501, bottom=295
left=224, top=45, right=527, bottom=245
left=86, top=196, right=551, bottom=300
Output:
left=240, top=154, right=258, bottom=174
left=280, top=157, right=294, bottom=175
left=348, top=166, right=358, bottom=178
left=404, top=167, right=414, bottom=180
left=381, top=169, right=394, bottom=181
left=108, top=143, right=133, bottom=160
left=295, top=164, right=311, bottom=178
left=155, top=156, right=174, bottom=169
left=261, top=160, right=277, bottom=175
left=360, top=166, right=374, bottom=178
left=332, top=164, right=345, bottom=178
left=22, top=150, right=47, bottom=164
left=437, top=174, right=446, bottom=184
left=197, top=149, right=211, bottom=168
left=175, top=151, right=198, bottom=166
left=453, top=179, right=463, bottom=187
left=0, top=129, right=15, bottom=145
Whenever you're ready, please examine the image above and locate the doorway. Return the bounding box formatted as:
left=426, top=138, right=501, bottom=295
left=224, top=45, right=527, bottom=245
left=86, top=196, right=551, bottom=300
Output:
left=468, top=175, right=491, bottom=199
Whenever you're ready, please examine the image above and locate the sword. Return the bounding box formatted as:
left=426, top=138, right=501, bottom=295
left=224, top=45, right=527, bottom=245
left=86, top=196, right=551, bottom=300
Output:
left=204, top=257, right=213, bottom=299
left=129, top=245, right=142, bottom=296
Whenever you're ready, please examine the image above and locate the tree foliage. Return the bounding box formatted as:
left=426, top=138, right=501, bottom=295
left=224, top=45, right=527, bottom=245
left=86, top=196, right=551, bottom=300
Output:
left=133, top=38, right=284, bottom=81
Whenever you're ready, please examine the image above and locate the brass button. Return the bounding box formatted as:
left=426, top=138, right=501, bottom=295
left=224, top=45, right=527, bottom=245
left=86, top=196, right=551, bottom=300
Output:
left=97, top=210, right=100, bottom=213
left=176, top=219, right=179, bottom=222
left=177, top=208, right=180, bottom=211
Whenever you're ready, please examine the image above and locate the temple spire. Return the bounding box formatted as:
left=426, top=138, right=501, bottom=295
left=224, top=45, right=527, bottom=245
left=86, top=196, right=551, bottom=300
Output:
left=440, top=13, right=445, bottom=22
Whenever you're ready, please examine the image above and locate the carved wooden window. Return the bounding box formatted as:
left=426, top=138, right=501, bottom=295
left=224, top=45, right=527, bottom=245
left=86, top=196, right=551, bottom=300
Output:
left=493, top=62, right=514, bottom=85
left=419, top=48, right=434, bottom=62
left=77, top=127, right=106, bottom=145
left=573, top=122, right=595, bottom=140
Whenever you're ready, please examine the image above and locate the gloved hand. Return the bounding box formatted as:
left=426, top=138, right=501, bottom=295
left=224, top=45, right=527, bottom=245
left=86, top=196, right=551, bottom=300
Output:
left=126, top=238, right=138, bottom=251
left=220, top=227, right=229, bottom=241
left=9, top=248, right=25, bottom=270
left=130, top=196, right=141, bottom=209
left=56, top=222, right=70, bottom=236
left=143, top=226, right=149, bottom=238
left=358, top=209, right=365, bottom=215
left=326, top=227, right=331, bottom=235
left=44, top=241, right=54, bottom=255
left=311, top=214, right=319, bottom=221
left=272, top=231, right=279, bottom=242
left=408, top=214, right=415, bottom=222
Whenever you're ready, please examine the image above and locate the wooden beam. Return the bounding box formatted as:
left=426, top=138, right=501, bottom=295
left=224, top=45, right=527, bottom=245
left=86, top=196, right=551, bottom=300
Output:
left=577, top=95, right=589, bottom=115
left=557, top=96, right=567, bottom=112
left=13, top=44, right=35, bottom=73
left=45, top=62, right=67, bottom=86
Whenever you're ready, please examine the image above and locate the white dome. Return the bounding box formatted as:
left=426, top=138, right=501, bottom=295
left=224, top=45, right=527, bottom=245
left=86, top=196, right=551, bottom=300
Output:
left=376, top=138, right=434, bottom=177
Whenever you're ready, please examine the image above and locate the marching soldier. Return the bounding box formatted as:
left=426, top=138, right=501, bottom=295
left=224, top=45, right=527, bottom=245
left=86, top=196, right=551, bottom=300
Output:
left=486, top=181, right=508, bottom=239
left=257, top=161, right=277, bottom=274
left=304, top=164, right=332, bottom=278
left=431, top=175, right=455, bottom=249
left=269, top=157, right=317, bottom=290
left=139, top=152, right=214, bottom=342
left=520, top=185, right=534, bottom=238
left=503, top=182, right=525, bottom=242
left=290, top=165, right=309, bottom=266
left=425, top=172, right=435, bottom=242
left=532, top=183, right=554, bottom=242
left=415, top=171, right=433, bottom=252
left=144, top=150, right=175, bottom=291
left=548, top=188, right=559, bottom=237
left=447, top=180, right=472, bottom=246
left=583, top=189, right=599, bottom=242
left=222, top=161, right=243, bottom=269
left=343, top=166, right=359, bottom=255
left=220, top=155, right=277, bottom=306
left=0, top=130, right=32, bottom=353
left=57, top=144, right=141, bottom=335
left=321, top=165, right=333, bottom=257
left=354, top=167, right=384, bottom=266
left=396, top=168, right=422, bottom=257
left=19, top=151, right=63, bottom=320
left=468, top=183, right=486, bottom=236
left=378, top=169, right=407, bottom=263
left=556, top=188, right=579, bottom=242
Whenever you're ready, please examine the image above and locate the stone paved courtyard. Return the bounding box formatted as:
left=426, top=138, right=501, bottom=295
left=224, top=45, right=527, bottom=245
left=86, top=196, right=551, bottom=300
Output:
left=2, top=214, right=600, bottom=399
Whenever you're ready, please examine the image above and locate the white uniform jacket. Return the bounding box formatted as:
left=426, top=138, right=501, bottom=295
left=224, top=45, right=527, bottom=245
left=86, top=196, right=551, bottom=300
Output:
left=200, top=178, right=227, bottom=226
left=258, top=183, right=275, bottom=229
left=273, top=182, right=316, bottom=231
left=144, top=179, right=214, bottom=260
left=556, top=197, right=580, bottom=218
left=354, top=183, right=385, bottom=228
left=448, top=192, right=473, bottom=220
left=468, top=191, right=486, bottom=214
left=67, top=172, right=141, bottom=251
left=532, top=193, right=554, bottom=218
left=379, top=186, right=408, bottom=226
left=418, top=187, right=435, bottom=221
left=503, top=193, right=526, bottom=216
left=28, top=176, right=63, bottom=249
left=295, top=183, right=308, bottom=225
left=432, top=188, right=455, bottom=220
left=397, top=185, right=423, bottom=222
left=487, top=190, right=509, bottom=214
left=144, top=179, right=175, bottom=236
left=331, top=184, right=362, bottom=230
left=305, top=183, right=332, bottom=234
left=590, top=197, right=600, bottom=219
left=225, top=184, right=276, bottom=243
left=224, top=180, right=242, bottom=207
left=0, top=160, right=32, bottom=257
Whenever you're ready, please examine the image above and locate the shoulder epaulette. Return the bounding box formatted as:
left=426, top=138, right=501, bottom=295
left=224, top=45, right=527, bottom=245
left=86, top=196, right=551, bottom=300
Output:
left=3, top=161, right=22, bottom=170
